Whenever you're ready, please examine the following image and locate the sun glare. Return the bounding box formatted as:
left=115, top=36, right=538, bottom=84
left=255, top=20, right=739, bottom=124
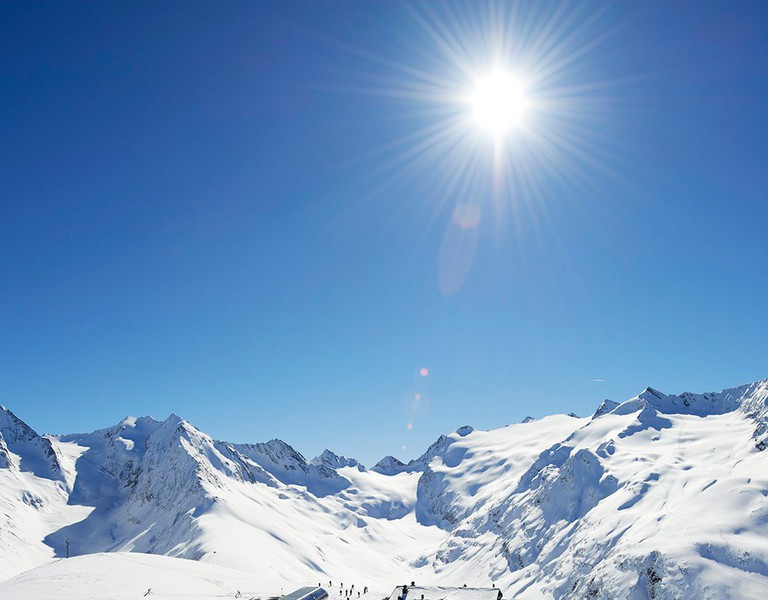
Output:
left=353, top=2, right=614, bottom=295
left=470, top=69, right=528, bottom=136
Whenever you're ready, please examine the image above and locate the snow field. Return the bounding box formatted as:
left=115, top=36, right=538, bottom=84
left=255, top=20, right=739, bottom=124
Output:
left=2, top=380, right=768, bottom=598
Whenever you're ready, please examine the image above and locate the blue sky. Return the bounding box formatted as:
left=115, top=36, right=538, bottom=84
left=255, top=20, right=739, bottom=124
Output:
left=2, top=2, right=767, bottom=466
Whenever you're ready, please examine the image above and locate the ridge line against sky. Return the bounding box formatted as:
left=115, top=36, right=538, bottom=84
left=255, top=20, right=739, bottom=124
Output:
left=1, top=1, right=767, bottom=466
left=4, top=376, right=767, bottom=468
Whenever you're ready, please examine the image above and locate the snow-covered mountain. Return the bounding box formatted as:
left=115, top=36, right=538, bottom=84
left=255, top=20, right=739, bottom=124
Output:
left=0, top=407, right=68, bottom=485
left=2, top=379, right=768, bottom=599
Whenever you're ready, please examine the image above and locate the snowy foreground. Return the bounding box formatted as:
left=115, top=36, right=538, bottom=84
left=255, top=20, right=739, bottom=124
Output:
left=0, top=553, right=271, bottom=600
left=2, top=380, right=768, bottom=599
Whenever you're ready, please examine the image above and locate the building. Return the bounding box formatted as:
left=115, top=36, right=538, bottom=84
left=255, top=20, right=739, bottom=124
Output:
left=280, top=587, right=329, bottom=600
left=386, top=585, right=502, bottom=600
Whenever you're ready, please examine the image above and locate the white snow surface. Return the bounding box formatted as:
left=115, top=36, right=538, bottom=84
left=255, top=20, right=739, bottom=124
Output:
left=386, top=585, right=499, bottom=600
left=1, top=380, right=768, bottom=599
left=0, top=553, right=267, bottom=600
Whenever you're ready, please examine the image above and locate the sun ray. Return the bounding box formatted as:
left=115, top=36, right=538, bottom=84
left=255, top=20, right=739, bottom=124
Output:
left=314, top=2, right=633, bottom=294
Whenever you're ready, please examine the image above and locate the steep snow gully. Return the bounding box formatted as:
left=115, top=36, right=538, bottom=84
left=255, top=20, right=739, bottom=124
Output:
left=2, top=379, right=768, bottom=598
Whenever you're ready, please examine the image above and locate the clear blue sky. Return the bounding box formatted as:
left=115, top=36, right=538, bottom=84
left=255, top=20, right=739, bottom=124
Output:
left=2, top=2, right=767, bottom=466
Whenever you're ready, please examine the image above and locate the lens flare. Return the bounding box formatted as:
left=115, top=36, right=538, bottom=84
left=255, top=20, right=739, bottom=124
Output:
left=452, top=203, right=482, bottom=229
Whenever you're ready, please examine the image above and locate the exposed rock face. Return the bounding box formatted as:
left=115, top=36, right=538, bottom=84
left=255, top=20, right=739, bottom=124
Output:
left=372, top=455, right=406, bottom=475
left=230, top=439, right=350, bottom=495
left=0, top=406, right=66, bottom=485
left=311, top=449, right=364, bottom=471
left=592, top=399, right=619, bottom=418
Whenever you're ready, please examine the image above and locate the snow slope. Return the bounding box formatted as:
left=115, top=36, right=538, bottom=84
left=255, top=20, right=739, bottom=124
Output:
left=0, top=407, right=90, bottom=578
left=2, top=380, right=768, bottom=599
left=0, top=553, right=270, bottom=600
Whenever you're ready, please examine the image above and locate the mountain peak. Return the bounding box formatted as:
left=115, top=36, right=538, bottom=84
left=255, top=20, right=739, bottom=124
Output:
left=373, top=455, right=406, bottom=474
left=592, top=399, right=619, bottom=418
left=118, top=415, right=160, bottom=428
left=229, top=438, right=350, bottom=495
left=163, top=413, right=185, bottom=427
left=639, top=387, right=667, bottom=400
left=311, top=449, right=363, bottom=470
left=0, top=406, right=66, bottom=484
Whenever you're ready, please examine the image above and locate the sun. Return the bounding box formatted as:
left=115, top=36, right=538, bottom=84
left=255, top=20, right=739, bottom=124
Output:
left=469, top=68, right=529, bottom=136
left=336, top=2, right=615, bottom=296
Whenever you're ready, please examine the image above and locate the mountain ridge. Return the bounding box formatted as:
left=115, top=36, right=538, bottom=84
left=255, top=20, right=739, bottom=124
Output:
left=1, top=378, right=768, bottom=599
